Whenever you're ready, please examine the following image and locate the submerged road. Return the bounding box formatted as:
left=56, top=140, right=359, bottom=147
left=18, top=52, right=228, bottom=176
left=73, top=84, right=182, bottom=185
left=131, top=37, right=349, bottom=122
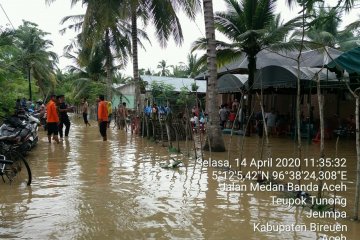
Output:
left=0, top=115, right=359, bottom=239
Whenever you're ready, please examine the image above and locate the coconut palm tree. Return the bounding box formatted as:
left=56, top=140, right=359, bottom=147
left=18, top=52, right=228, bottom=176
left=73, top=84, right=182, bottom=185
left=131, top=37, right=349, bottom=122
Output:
left=14, top=21, right=58, bottom=100
left=47, top=0, right=201, bottom=108
left=64, top=41, right=106, bottom=80
left=62, top=44, right=129, bottom=102
left=193, top=0, right=300, bottom=135
left=157, top=60, right=171, bottom=76
left=291, top=3, right=360, bottom=51
left=170, top=63, right=187, bottom=78
left=202, top=0, right=225, bottom=151
left=47, top=0, right=135, bottom=100
left=168, top=54, right=205, bottom=78
left=68, top=0, right=134, bottom=101
left=126, top=0, right=201, bottom=111
left=286, top=0, right=356, bottom=12
left=62, top=42, right=107, bottom=100
left=185, top=53, right=206, bottom=78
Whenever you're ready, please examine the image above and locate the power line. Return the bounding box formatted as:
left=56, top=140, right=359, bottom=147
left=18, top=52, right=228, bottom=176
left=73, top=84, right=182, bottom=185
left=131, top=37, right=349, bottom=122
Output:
left=194, top=19, right=205, bottom=39
left=0, top=3, right=15, bottom=30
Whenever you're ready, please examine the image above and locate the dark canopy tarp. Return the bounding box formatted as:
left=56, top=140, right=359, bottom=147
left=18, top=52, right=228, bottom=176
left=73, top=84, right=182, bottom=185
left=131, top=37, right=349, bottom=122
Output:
left=218, top=47, right=343, bottom=73
left=217, top=74, right=248, bottom=93
left=327, top=47, right=360, bottom=74
left=195, top=47, right=343, bottom=80
left=253, top=65, right=340, bottom=89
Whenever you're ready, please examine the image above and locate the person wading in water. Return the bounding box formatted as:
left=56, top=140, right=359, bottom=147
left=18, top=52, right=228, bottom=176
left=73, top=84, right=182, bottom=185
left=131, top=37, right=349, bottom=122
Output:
left=98, top=95, right=109, bottom=141
left=46, top=94, right=60, bottom=143
left=82, top=97, right=91, bottom=126
left=57, top=95, right=73, bottom=138
left=117, top=102, right=128, bottom=130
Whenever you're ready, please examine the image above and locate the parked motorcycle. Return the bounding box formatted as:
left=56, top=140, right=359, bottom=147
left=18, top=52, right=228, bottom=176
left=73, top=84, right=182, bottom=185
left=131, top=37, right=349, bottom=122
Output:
left=0, top=113, right=38, bottom=155
left=17, top=112, right=40, bottom=148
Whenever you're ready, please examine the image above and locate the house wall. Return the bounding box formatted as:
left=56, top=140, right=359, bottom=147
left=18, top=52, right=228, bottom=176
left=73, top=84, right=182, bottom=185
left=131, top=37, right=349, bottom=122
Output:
left=112, top=95, right=135, bottom=109
left=114, top=84, right=136, bottom=109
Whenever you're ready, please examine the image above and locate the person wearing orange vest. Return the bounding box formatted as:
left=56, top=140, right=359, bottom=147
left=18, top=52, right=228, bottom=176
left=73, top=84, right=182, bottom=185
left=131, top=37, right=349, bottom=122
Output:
left=46, top=94, right=60, bottom=143
left=98, top=94, right=109, bottom=141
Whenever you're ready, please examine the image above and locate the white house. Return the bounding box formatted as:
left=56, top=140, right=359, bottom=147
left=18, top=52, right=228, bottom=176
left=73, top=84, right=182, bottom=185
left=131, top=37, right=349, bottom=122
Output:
left=113, top=75, right=207, bottom=109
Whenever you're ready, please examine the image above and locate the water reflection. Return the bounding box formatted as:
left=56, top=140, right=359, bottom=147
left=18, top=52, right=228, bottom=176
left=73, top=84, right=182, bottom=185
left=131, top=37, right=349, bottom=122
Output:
left=0, top=116, right=358, bottom=239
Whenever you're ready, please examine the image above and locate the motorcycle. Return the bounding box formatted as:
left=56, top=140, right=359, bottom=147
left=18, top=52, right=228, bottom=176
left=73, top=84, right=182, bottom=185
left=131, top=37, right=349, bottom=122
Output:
left=0, top=115, right=35, bottom=154
left=17, top=112, right=40, bottom=149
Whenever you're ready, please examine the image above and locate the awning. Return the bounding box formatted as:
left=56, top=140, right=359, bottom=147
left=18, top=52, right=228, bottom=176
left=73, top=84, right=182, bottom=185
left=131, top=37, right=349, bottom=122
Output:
left=327, top=47, right=360, bottom=74
left=217, top=47, right=343, bottom=75
left=195, top=47, right=343, bottom=80
left=217, top=74, right=248, bottom=93
left=253, top=65, right=340, bottom=89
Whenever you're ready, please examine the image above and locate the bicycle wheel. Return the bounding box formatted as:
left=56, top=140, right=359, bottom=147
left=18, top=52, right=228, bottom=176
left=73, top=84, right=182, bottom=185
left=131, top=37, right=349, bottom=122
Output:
left=5, top=151, right=32, bottom=186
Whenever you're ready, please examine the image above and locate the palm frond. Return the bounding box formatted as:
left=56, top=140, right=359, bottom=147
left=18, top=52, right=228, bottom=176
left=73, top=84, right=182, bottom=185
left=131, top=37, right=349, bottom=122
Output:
left=145, top=0, right=183, bottom=47
left=191, top=38, right=238, bottom=52
left=343, top=19, right=360, bottom=32
left=216, top=48, right=243, bottom=67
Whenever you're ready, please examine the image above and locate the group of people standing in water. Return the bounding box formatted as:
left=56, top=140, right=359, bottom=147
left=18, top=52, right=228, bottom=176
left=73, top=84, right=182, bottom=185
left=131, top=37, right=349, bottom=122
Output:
left=45, top=94, right=129, bottom=143
left=46, top=94, right=74, bottom=143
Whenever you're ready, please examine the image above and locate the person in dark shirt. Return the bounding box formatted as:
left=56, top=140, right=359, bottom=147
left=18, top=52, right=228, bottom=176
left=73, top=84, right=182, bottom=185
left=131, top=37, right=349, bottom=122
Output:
left=57, top=95, right=73, bottom=138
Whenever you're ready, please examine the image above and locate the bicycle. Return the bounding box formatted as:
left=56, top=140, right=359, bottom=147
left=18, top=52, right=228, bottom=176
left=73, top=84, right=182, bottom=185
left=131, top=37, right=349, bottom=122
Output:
left=0, top=145, right=32, bottom=186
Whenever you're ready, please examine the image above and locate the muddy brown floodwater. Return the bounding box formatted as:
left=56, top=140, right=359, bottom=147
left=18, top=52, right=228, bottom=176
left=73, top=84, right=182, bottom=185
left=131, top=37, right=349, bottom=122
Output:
left=1, top=115, right=359, bottom=239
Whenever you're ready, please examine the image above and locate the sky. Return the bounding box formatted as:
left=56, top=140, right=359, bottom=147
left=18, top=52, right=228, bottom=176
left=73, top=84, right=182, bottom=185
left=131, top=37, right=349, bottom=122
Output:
left=0, top=0, right=359, bottom=77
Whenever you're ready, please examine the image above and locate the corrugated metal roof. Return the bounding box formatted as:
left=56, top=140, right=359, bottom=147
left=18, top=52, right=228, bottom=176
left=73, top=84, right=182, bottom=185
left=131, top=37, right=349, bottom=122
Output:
left=140, top=75, right=207, bottom=93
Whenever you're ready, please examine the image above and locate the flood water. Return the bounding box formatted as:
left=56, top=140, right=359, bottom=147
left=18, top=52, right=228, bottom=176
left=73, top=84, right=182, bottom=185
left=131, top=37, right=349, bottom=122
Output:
left=1, top=115, right=359, bottom=239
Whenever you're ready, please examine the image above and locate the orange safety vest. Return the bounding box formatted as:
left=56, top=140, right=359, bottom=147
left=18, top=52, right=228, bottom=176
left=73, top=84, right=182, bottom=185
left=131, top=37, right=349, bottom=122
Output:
left=46, top=100, right=59, bottom=123
left=98, top=100, right=109, bottom=122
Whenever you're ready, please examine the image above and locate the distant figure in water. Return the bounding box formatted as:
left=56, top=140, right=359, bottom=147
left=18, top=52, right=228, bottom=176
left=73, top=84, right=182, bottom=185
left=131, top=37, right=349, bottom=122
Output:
left=117, top=102, right=128, bottom=130
left=97, top=95, right=109, bottom=141
left=82, top=97, right=91, bottom=127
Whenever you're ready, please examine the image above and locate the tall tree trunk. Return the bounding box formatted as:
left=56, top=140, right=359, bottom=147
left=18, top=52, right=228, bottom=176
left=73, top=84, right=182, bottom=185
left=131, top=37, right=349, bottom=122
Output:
left=131, top=4, right=140, bottom=112
left=245, top=55, right=256, bottom=136
left=295, top=1, right=306, bottom=185
left=202, top=0, right=225, bottom=152
left=296, top=59, right=302, bottom=178
left=317, top=73, right=325, bottom=199
left=105, top=29, right=112, bottom=101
